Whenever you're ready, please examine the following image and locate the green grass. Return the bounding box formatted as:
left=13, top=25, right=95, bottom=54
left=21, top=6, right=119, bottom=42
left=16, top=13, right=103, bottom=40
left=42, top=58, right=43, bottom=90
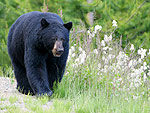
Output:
left=51, top=75, right=150, bottom=113
left=0, top=74, right=150, bottom=113
left=9, top=96, right=18, bottom=104
left=0, top=97, right=7, bottom=101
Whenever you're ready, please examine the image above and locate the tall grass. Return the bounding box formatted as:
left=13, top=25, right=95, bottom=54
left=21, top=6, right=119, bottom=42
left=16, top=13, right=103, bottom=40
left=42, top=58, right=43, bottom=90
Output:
left=51, top=23, right=150, bottom=112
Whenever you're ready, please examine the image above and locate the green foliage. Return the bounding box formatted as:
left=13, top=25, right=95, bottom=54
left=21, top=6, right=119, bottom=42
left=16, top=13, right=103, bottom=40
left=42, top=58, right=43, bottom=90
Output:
left=9, top=96, right=18, bottom=104
left=93, top=0, right=150, bottom=49
left=0, top=0, right=33, bottom=74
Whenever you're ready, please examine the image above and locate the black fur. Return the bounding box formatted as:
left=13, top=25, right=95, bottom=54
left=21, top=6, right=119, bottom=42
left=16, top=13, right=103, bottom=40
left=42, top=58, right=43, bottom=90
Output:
left=7, top=11, right=72, bottom=96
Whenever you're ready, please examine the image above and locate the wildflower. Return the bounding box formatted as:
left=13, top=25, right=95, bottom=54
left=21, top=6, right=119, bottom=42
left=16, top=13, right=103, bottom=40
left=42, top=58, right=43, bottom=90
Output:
left=93, top=49, right=98, bottom=54
left=143, top=73, right=147, bottom=81
left=70, top=46, right=75, bottom=53
left=138, top=48, right=147, bottom=59
left=75, top=48, right=86, bottom=65
left=87, top=30, right=90, bottom=34
left=112, top=20, right=117, bottom=27
left=109, top=47, right=113, bottom=51
left=79, top=47, right=83, bottom=52
left=130, top=44, right=134, bottom=51
left=147, top=49, right=150, bottom=55
left=128, top=59, right=137, bottom=67
left=104, top=34, right=112, bottom=42
left=72, top=53, right=76, bottom=57
left=141, top=92, right=145, bottom=95
left=88, top=32, right=95, bottom=39
left=125, top=98, right=128, bottom=101
left=109, top=35, right=112, bottom=41
left=68, top=46, right=76, bottom=62
left=103, top=46, right=108, bottom=51
left=147, top=70, right=150, bottom=77
left=79, top=51, right=86, bottom=64
left=138, top=58, right=142, bottom=63
left=101, top=40, right=105, bottom=46
left=108, top=54, right=114, bottom=60
left=128, top=60, right=132, bottom=67
left=88, top=30, right=95, bottom=39
left=143, top=62, right=147, bottom=70
left=133, top=95, right=139, bottom=100
left=94, top=25, right=102, bottom=33
left=118, top=78, right=122, bottom=82
left=75, top=58, right=80, bottom=63
left=104, top=35, right=108, bottom=42
left=98, top=63, right=101, bottom=69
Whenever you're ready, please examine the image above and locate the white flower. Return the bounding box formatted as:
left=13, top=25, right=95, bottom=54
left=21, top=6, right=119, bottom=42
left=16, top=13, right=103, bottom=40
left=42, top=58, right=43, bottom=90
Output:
left=141, top=92, right=145, bottom=95
left=75, top=58, right=80, bottom=62
left=128, top=60, right=133, bottom=67
left=112, top=20, right=117, bottom=27
left=108, top=54, right=115, bottom=60
left=93, top=49, right=98, bottom=54
left=104, top=35, right=108, bottom=42
left=87, top=30, right=90, bottom=34
left=79, top=47, right=83, bottom=52
left=79, top=51, right=86, bottom=64
left=103, top=46, right=108, bottom=51
left=101, top=40, right=105, bottom=46
left=143, top=73, right=147, bottom=81
left=125, top=98, right=128, bottom=101
left=98, top=63, right=101, bottom=69
left=138, top=48, right=147, bottom=59
left=148, top=49, right=150, bottom=55
left=143, top=62, right=147, bottom=70
left=128, top=59, right=137, bottom=67
left=147, top=70, right=150, bottom=77
left=133, top=95, right=139, bottom=100
left=118, top=78, right=122, bottom=82
left=71, top=46, right=75, bottom=52
left=138, top=58, right=142, bottom=63
left=109, top=47, right=113, bottom=51
left=109, top=35, right=112, bottom=41
left=68, top=46, right=75, bottom=60
left=130, top=44, right=134, bottom=51
left=75, top=49, right=86, bottom=65
left=104, top=34, right=112, bottom=42
left=72, top=53, right=76, bottom=57
left=94, top=25, right=102, bottom=33
left=88, top=32, right=95, bottom=39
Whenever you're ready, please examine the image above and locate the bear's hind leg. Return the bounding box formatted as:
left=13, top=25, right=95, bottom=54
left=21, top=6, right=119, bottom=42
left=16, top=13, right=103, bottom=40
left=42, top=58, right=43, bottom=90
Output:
left=12, top=61, right=34, bottom=95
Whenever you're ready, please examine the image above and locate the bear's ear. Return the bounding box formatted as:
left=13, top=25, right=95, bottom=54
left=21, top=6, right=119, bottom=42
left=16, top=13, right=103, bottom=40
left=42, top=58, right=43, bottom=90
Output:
left=41, top=18, right=49, bottom=28
left=63, top=22, right=72, bottom=31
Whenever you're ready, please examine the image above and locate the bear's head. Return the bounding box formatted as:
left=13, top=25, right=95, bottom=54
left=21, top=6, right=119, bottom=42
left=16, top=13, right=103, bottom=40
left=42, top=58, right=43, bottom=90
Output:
left=37, top=18, right=72, bottom=57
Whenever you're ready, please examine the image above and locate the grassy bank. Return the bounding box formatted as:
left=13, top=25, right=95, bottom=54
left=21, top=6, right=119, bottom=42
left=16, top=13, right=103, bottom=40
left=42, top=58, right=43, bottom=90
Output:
left=1, top=24, right=150, bottom=113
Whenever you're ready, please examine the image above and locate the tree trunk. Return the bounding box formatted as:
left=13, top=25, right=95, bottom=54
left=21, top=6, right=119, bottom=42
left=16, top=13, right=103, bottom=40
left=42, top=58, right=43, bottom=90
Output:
left=87, top=0, right=93, bottom=26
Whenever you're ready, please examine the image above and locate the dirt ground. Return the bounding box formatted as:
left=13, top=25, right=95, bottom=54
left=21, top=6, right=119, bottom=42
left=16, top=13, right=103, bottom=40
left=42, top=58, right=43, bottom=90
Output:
left=0, top=77, right=52, bottom=113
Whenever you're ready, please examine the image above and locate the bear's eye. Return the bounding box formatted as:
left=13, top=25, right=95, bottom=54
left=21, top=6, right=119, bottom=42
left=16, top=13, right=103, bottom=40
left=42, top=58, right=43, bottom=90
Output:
left=52, top=37, right=57, bottom=41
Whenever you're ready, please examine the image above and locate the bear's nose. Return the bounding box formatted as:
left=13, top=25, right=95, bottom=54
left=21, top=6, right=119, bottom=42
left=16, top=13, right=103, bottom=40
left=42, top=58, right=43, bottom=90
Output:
left=57, top=48, right=64, bottom=54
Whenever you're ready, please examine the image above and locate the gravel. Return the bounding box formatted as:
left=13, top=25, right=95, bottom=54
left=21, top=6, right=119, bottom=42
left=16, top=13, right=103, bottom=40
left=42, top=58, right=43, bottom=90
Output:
left=0, top=77, right=53, bottom=112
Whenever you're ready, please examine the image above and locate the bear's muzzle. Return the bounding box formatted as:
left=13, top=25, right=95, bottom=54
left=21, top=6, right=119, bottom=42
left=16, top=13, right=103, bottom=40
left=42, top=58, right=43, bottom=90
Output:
left=52, top=40, right=64, bottom=57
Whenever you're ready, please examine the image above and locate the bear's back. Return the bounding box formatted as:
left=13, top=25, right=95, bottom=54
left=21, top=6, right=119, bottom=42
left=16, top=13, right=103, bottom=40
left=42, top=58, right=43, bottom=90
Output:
left=8, top=11, right=64, bottom=48
left=9, top=11, right=64, bottom=38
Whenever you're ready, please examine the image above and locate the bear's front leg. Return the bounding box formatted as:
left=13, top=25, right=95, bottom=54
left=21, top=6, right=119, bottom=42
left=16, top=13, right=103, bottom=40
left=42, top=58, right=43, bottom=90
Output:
left=24, top=49, right=53, bottom=96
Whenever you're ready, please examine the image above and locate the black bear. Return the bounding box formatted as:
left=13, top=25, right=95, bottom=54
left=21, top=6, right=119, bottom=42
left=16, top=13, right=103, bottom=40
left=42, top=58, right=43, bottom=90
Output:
left=7, top=11, right=72, bottom=96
